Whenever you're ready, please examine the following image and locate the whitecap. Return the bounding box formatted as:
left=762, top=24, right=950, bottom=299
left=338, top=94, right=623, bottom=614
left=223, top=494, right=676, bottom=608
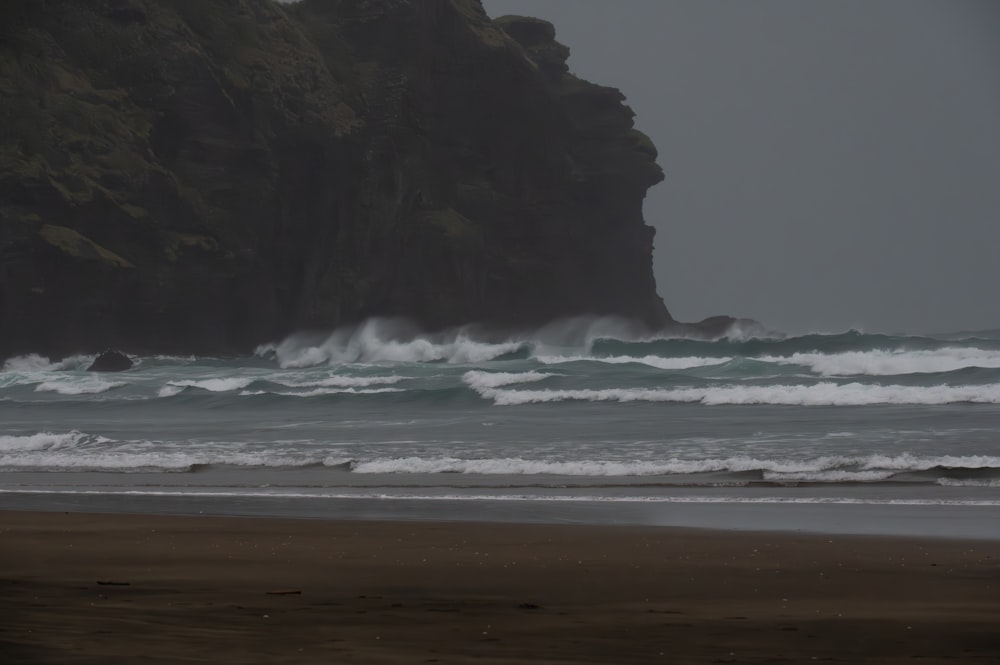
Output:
left=461, top=370, right=554, bottom=390
left=0, top=431, right=102, bottom=452
left=34, top=379, right=124, bottom=395
left=348, top=453, right=1000, bottom=478
left=761, top=470, right=896, bottom=483
left=165, top=377, right=255, bottom=392
left=535, top=354, right=730, bottom=370
left=2, top=353, right=94, bottom=373
left=937, top=478, right=1000, bottom=488
left=157, top=385, right=185, bottom=398
left=762, top=348, right=1000, bottom=377
left=271, top=374, right=406, bottom=388
left=0, top=450, right=320, bottom=472
left=268, top=387, right=406, bottom=398
left=477, top=382, right=1000, bottom=406
left=269, top=319, right=529, bottom=367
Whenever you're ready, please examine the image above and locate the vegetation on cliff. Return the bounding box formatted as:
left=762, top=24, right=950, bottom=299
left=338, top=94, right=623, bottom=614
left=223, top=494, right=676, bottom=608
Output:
left=0, top=0, right=672, bottom=356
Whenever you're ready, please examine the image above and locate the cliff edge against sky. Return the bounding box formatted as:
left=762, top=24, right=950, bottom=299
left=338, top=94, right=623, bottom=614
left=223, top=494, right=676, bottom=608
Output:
left=0, top=0, right=675, bottom=357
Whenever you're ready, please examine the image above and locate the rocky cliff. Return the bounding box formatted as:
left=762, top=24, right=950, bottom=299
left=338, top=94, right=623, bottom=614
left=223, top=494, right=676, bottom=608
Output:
left=0, top=0, right=675, bottom=357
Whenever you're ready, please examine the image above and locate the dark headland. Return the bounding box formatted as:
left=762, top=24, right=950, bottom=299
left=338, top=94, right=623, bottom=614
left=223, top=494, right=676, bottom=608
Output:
left=0, top=0, right=743, bottom=359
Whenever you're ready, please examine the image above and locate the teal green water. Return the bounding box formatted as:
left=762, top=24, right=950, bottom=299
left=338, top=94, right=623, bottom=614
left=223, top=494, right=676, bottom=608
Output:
left=2, top=320, right=1000, bottom=511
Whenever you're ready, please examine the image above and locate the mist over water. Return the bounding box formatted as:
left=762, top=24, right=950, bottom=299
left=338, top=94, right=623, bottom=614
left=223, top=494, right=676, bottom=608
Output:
left=3, top=318, right=1000, bottom=512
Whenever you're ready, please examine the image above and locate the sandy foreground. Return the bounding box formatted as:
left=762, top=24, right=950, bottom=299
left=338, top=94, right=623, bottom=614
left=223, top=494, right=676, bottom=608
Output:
left=1, top=511, right=997, bottom=664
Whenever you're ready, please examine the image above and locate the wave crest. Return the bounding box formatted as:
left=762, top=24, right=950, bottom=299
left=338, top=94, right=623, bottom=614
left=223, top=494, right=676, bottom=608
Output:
left=349, top=453, right=1000, bottom=479
left=462, top=370, right=554, bottom=390
left=2, top=353, right=94, bottom=373
left=475, top=382, right=1000, bottom=406
left=0, top=431, right=109, bottom=452
left=264, top=319, right=529, bottom=367
left=34, top=378, right=124, bottom=395
left=766, top=348, right=1000, bottom=377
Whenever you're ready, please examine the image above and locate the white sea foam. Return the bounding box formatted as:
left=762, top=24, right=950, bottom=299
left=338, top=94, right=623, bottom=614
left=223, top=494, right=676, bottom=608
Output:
left=535, top=354, right=731, bottom=370
left=0, top=449, right=320, bottom=472
left=262, top=387, right=406, bottom=398
left=260, top=315, right=677, bottom=368
left=272, top=375, right=406, bottom=388
left=1, top=353, right=94, bottom=373
left=150, top=355, right=199, bottom=363
left=348, top=453, right=1000, bottom=477
left=278, top=335, right=525, bottom=366
left=165, top=377, right=256, bottom=392
left=764, top=348, right=1000, bottom=377
left=34, top=379, right=124, bottom=395
left=157, top=385, right=185, bottom=398
left=461, top=370, right=554, bottom=390
left=1, top=354, right=99, bottom=390
left=346, top=455, right=795, bottom=476
left=0, top=431, right=101, bottom=452
left=351, top=456, right=666, bottom=475
left=937, top=478, right=1000, bottom=488
left=3, top=488, right=999, bottom=508
left=0, top=452, right=196, bottom=472
left=856, top=453, right=1000, bottom=470
left=5, top=446, right=994, bottom=477
left=761, top=470, right=896, bottom=482
left=269, top=319, right=528, bottom=367
left=6, top=440, right=369, bottom=473
left=476, top=382, right=1000, bottom=406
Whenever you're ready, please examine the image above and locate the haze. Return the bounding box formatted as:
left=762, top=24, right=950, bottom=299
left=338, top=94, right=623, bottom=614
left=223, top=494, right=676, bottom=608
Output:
left=483, top=0, right=1000, bottom=334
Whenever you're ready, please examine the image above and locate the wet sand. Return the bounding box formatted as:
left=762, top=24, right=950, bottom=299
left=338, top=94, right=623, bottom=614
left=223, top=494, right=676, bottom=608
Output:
left=1, top=511, right=998, bottom=663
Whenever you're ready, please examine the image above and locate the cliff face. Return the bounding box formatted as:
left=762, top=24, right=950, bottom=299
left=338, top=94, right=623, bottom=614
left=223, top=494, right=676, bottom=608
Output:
left=0, top=0, right=672, bottom=356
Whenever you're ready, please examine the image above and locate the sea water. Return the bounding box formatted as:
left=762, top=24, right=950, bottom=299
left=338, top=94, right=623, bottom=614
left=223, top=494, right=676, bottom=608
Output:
left=2, top=318, right=999, bottom=537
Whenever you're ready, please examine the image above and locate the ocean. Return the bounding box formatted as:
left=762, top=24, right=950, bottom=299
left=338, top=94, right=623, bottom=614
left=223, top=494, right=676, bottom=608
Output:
left=2, top=318, right=999, bottom=537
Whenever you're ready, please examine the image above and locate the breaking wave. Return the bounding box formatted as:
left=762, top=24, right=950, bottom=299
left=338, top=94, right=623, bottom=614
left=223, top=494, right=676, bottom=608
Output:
left=165, top=377, right=257, bottom=392
left=4, top=323, right=1000, bottom=517
left=34, top=378, right=124, bottom=395
left=260, top=318, right=530, bottom=367
left=536, top=354, right=732, bottom=371
left=6, top=438, right=998, bottom=486
left=461, top=370, right=554, bottom=390
left=475, top=382, right=1000, bottom=406
left=0, top=431, right=108, bottom=452
left=765, top=348, right=1000, bottom=377
left=1, top=353, right=94, bottom=373
left=4, top=323, right=1000, bottom=406
left=348, top=453, right=1000, bottom=478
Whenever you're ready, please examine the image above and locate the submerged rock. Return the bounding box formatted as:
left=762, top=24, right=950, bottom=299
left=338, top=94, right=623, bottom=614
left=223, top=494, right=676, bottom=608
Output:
left=88, top=350, right=133, bottom=372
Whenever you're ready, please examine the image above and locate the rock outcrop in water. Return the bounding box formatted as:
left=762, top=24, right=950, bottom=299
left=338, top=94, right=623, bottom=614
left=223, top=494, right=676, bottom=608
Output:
left=0, top=0, right=701, bottom=358
left=87, top=349, right=133, bottom=372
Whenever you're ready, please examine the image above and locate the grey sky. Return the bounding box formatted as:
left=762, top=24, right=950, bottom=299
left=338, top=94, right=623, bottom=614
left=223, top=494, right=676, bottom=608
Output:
left=482, top=0, right=1000, bottom=334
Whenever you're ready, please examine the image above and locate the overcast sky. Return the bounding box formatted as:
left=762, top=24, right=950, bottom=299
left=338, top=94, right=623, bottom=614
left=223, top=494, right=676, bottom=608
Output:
left=482, top=0, right=1000, bottom=334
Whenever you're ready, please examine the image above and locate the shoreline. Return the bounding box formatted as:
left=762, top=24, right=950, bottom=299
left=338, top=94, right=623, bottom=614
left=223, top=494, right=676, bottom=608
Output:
left=3, top=511, right=998, bottom=663
left=3, top=489, right=999, bottom=541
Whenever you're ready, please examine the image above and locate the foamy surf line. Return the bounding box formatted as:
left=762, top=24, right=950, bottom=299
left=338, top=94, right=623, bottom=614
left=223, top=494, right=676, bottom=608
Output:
left=262, top=319, right=532, bottom=367
left=478, top=382, right=1000, bottom=405
left=3, top=488, right=999, bottom=506
left=7, top=447, right=1000, bottom=479
left=6, top=488, right=998, bottom=539
left=33, top=379, right=124, bottom=395
left=534, top=354, right=732, bottom=370
left=348, top=453, right=1000, bottom=475
left=763, top=348, right=1000, bottom=377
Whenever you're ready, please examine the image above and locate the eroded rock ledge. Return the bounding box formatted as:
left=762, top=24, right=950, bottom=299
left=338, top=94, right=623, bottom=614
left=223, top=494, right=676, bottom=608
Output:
left=1, top=0, right=677, bottom=357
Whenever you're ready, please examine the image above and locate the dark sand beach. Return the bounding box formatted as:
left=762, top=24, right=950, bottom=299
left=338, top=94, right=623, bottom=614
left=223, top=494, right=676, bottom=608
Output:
left=1, top=511, right=998, bottom=664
